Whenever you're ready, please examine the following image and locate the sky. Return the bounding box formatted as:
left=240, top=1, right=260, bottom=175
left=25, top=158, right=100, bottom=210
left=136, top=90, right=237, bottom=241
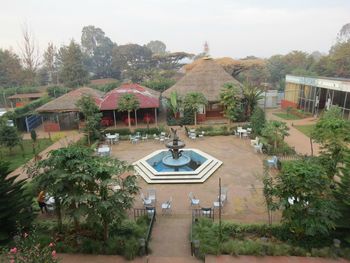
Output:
left=0, top=0, right=349, bottom=59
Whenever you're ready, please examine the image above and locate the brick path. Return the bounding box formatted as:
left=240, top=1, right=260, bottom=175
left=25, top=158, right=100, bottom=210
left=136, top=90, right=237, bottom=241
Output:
left=8, top=130, right=83, bottom=181
left=266, top=109, right=320, bottom=156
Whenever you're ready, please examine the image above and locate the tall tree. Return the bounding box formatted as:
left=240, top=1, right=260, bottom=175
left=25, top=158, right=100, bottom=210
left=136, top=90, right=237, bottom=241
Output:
left=183, top=92, right=208, bottom=126
left=337, top=23, right=350, bottom=43
left=19, top=24, right=40, bottom=85
left=146, top=40, right=166, bottom=54
left=57, top=40, right=89, bottom=88
left=0, top=49, right=24, bottom=87
left=219, top=83, right=242, bottom=123
left=0, top=160, right=33, bottom=242
left=43, top=42, right=58, bottom=84
left=81, top=25, right=115, bottom=78
left=117, top=93, right=140, bottom=128
left=112, top=44, right=153, bottom=82
left=76, top=95, right=102, bottom=145
left=250, top=107, right=266, bottom=136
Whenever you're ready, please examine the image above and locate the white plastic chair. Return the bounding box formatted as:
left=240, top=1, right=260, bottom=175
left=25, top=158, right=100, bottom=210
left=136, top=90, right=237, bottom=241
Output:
left=147, top=189, right=156, bottom=204
left=161, top=197, right=172, bottom=215
left=142, top=134, right=148, bottom=141
left=267, top=156, right=278, bottom=169
left=254, top=143, right=263, bottom=154
left=141, top=193, right=152, bottom=207
left=198, top=131, right=205, bottom=138
left=189, top=192, right=200, bottom=207
left=250, top=137, right=259, bottom=146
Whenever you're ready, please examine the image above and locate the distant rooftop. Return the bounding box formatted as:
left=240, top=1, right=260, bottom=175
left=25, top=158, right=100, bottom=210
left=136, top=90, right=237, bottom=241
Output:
left=8, top=93, right=46, bottom=100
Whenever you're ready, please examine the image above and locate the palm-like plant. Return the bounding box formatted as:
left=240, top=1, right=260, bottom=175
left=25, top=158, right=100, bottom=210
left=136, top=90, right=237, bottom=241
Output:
left=183, top=92, right=207, bottom=126
left=242, top=81, right=264, bottom=117
left=220, top=83, right=242, bottom=123
left=261, top=120, right=289, bottom=150
left=118, top=94, right=140, bottom=128
left=168, top=91, right=181, bottom=118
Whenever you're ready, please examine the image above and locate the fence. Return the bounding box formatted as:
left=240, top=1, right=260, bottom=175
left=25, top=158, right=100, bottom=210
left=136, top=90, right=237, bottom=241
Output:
left=133, top=207, right=156, bottom=255
left=25, top=114, right=43, bottom=132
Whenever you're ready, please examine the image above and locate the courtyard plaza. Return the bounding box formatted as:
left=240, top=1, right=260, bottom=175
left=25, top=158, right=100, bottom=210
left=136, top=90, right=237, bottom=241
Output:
left=111, top=127, right=268, bottom=222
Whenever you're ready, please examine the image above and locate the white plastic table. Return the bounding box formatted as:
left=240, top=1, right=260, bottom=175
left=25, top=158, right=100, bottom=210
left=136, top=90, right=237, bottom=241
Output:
left=237, top=129, right=247, bottom=138
left=98, top=146, right=110, bottom=156
left=106, top=134, right=118, bottom=144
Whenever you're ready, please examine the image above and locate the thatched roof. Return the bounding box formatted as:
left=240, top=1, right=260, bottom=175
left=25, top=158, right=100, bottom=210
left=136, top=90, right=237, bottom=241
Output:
left=163, top=58, right=242, bottom=102
left=36, top=87, right=104, bottom=113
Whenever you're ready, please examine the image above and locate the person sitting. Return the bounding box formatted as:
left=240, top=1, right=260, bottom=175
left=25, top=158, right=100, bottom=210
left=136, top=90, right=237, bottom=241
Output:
left=37, top=191, right=48, bottom=214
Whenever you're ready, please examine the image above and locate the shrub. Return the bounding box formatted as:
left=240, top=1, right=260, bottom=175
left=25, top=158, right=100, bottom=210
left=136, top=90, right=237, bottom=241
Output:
left=196, top=125, right=233, bottom=136
left=250, top=107, right=266, bottom=136
left=134, top=127, right=166, bottom=135
left=104, top=128, right=131, bottom=136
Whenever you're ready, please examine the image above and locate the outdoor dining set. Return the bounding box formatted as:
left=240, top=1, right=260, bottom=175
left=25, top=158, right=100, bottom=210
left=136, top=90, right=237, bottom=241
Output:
left=139, top=187, right=228, bottom=216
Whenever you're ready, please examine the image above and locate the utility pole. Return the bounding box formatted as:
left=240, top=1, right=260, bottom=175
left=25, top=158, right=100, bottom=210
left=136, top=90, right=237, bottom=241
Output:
left=219, top=177, right=222, bottom=242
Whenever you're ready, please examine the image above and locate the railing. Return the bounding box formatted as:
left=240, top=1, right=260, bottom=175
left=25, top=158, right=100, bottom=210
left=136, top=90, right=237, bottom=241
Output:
left=133, top=207, right=156, bottom=255
left=190, top=208, right=214, bottom=257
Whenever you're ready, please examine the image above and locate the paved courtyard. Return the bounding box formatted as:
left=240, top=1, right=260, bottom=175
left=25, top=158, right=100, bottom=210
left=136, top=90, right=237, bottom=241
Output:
left=111, top=127, right=269, bottom=222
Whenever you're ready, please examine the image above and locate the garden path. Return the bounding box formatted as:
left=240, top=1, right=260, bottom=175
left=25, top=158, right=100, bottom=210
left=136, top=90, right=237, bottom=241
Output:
left=8, top=131, right=82, bottom=181
left=266, top=109, right=320, bottom=156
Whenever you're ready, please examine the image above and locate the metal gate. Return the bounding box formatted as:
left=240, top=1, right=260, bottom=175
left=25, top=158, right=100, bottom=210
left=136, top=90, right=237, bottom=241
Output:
left=25, top=114, right=42, bottom=132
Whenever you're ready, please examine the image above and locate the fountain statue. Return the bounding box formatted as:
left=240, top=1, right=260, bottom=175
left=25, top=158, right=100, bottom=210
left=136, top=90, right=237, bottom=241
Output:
left=162, top=128, right=190, bottom=170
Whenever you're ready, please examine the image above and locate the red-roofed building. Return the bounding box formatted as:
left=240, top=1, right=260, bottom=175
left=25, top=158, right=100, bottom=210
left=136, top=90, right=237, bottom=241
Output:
left=99, top=83, right=161, bottom=127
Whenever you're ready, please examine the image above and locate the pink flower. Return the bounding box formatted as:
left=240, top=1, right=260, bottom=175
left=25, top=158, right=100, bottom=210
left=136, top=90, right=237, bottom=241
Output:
left=10, top=247, right=17, bottom=254
left=49, top=242, right=54, bottom=247
left=24, top=232, right=28, bottom=238
left=52, top=250, right=57, bottom=258
left=10, top=259, right=15, bottom=263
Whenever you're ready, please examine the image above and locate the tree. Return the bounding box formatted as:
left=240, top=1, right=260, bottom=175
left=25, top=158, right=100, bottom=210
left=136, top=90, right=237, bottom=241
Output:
left=0, top=124, right=22, bottom=154
left=312, top=106, right=350, bottom=175
left=112, top=44, right=153, bottom=82
left=250, top=107, right=266, bottom=136
left=168, top=91, right=181, bottom=118
left=242, top=82, right=264, bottom=117
left=117, top=94, right=140, bottom=128
left=43, top=42, right=58, bottom=84
left=142, top=76, right=175, bottom=92
left=272, top=159, right=339, bottom=240
left=76, top=95, right=102, bottom=145
left=81, top=25, right=115, bottom=78
left=57, top=40, right=89, bottom=88
left=219, top=83, right=242, bottom=123
left=0, top=160, right=33, bottom=242
left=261, top=120, right=289, bottom=151
left=32, top=145, right=138, bottom=241
left=0, top=49, right=24, bottom=87
left=334, top=150, right=350, bottom=228
left=337, top=23, right=350, bottom=43
left=146, top=40, right=166, bottom=54
left=19, top=24, right=40, bottom=86
left=30, top=130, right=37, bottom=156
left=183, top=92, right=208, bottom=126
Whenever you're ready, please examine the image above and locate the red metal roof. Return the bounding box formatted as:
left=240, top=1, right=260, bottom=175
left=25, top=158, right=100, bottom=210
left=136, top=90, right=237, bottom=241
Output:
left=99, top=83, right=160, bottom=110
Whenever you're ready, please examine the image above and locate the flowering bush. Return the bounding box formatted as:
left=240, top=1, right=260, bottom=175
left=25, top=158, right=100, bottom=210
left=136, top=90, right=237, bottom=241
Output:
left=3, top=229, right=59, bottom=263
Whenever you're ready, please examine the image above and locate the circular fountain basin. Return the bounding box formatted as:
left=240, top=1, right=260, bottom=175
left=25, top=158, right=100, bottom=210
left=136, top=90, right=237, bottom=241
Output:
left=162, top=154, right=191, bottom=167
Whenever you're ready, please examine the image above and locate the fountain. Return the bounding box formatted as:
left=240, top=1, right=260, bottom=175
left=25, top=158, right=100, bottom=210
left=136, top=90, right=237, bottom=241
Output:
left=133, top=128, right=223, bottom=184
left=162, top=128, right=190, bottom=171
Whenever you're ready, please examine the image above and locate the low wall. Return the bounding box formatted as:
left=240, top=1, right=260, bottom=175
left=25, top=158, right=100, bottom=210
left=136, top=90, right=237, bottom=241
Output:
left=281, top=99, right=298, bottom=109
left=44, top=122, right=60, bottom=132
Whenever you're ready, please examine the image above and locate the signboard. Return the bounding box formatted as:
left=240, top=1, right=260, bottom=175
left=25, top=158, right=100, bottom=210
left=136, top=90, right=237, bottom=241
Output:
left=286, top=75, right=350, bottom=92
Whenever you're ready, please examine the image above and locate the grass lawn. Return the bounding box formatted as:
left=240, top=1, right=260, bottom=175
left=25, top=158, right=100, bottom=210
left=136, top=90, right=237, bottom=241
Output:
left=294, top=124, right=315, bottom=137
left=273, top=112, right=301, bottom=120
left=0, top=139, right=53, bottom=172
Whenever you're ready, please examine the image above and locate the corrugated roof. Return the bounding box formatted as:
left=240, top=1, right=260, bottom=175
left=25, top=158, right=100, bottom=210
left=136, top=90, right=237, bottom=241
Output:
left=36, top=87, right=104, bottom=113
left=99, top=83, right=160, bottom=110
left=8, top=93, right=46, bottom=99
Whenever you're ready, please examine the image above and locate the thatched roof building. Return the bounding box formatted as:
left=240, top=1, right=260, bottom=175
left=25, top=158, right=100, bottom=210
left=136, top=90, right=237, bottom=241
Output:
left=163, top=58, right=242, bottom=102
left=36, top=87, right=104, bottom=113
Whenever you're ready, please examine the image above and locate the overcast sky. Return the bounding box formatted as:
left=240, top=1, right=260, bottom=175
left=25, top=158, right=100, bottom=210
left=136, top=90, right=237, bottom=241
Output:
left=1, top=0, right=349, bottom=58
